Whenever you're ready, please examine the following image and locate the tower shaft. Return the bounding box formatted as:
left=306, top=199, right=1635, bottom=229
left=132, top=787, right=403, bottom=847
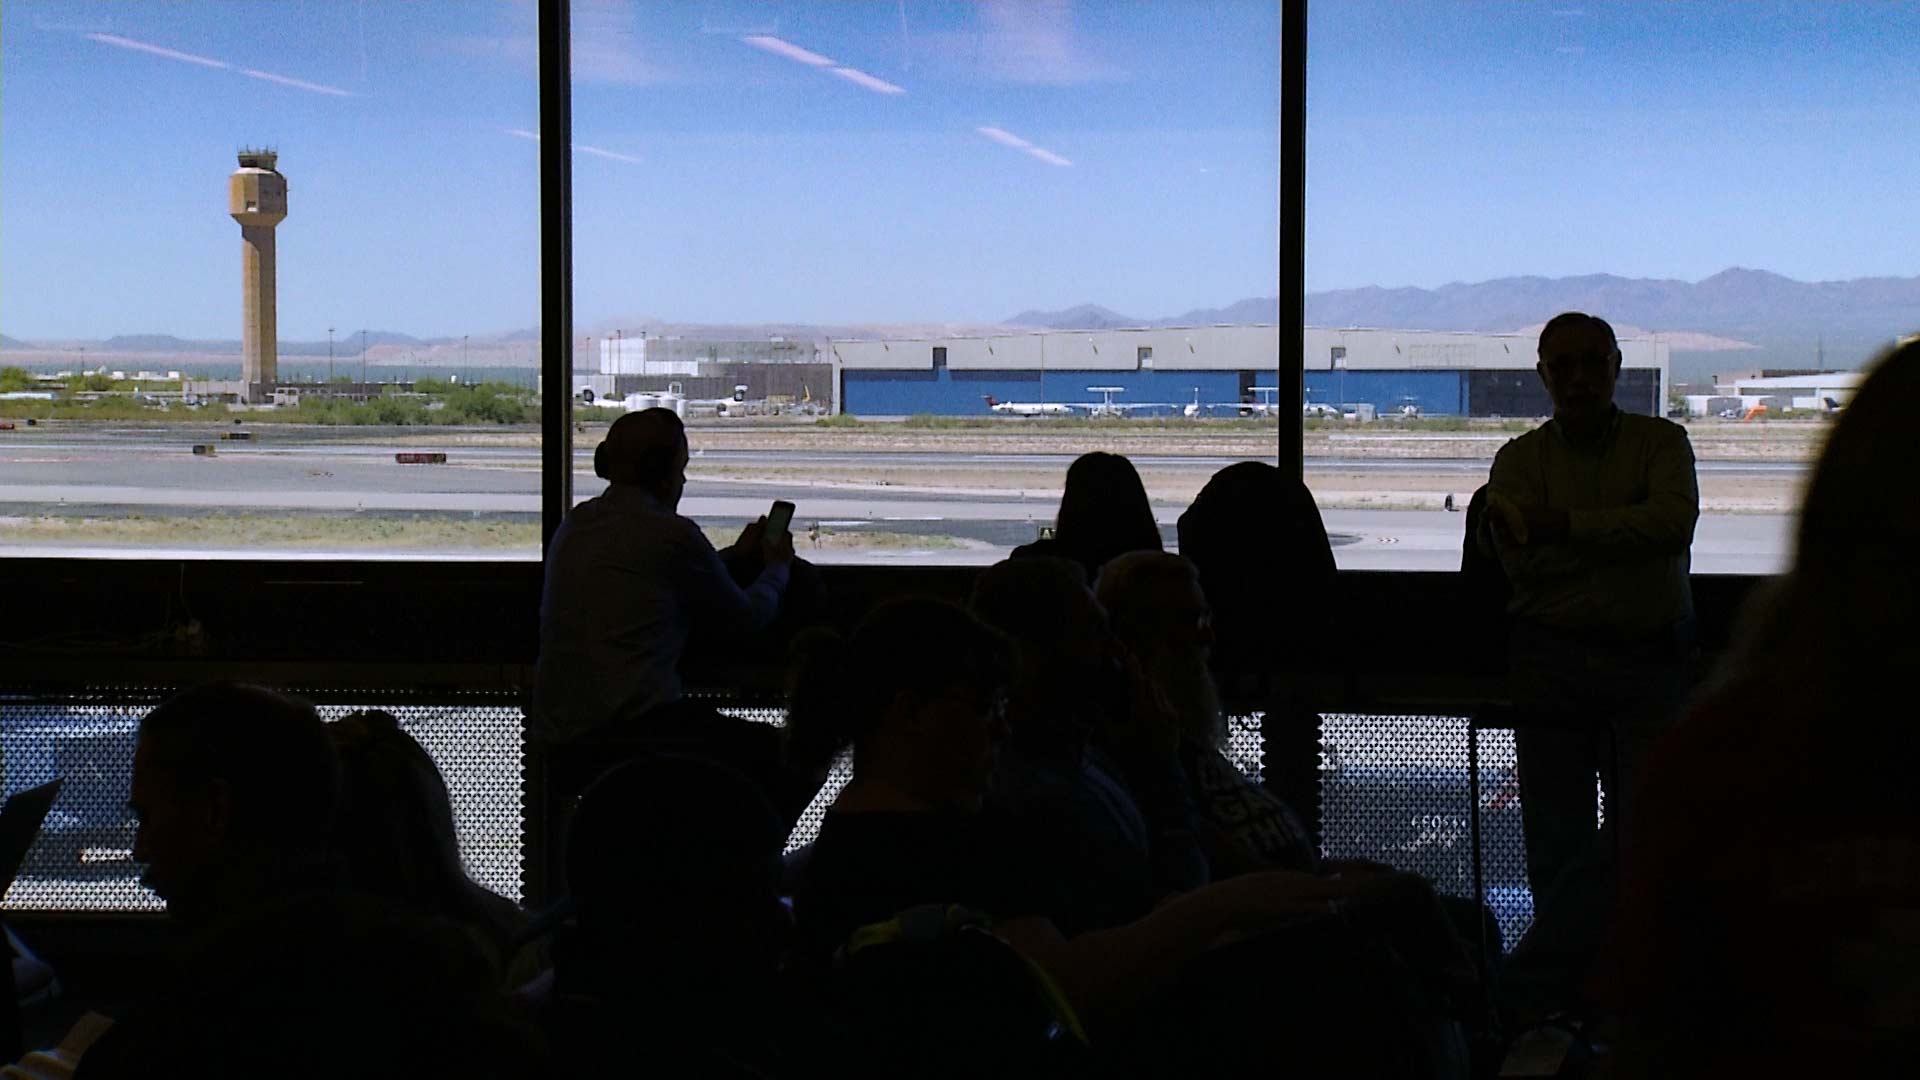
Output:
left=240, top=224, right=278, bottom=398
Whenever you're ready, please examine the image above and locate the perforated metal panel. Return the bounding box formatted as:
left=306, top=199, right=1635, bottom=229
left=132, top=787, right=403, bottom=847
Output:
left=721, top=707, right=1267, bottom=853
left=0, top=692, right=524, bottom=912
left=1318, top=714, right=1532, bottom=950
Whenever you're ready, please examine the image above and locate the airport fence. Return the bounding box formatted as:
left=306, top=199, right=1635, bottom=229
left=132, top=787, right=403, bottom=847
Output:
left=0, top=689, right=1538, bottom=949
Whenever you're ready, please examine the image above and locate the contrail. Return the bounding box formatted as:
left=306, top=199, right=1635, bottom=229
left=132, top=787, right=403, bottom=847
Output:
left=240, top=69, right=354, bottom=97
left=829, top=66, right=905, bottom=95
left=978, top=126, right=1071, bottom=167
left=86, top=32, right=229, bottom=70
left=505, top=129, right=641, bottom=165
left=86, top=31, right=354, bottom=97
left=742, top=35, right=836, bottom=67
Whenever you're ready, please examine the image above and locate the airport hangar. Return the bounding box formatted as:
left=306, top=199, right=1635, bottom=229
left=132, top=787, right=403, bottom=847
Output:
left=830, top=325, right=1671, bottom=418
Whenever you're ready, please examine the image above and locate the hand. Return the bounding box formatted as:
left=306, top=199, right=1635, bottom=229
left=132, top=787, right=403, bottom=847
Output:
left=729, top=517, right=767, bottom=557
left=762, top=526, right=795, bottom=568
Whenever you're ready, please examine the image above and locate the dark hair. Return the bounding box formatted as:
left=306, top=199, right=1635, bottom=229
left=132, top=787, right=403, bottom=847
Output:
left=1054, top=452, right=1162, bottom=574
left=327, top=710, right=518, bottom=947
left=566, top=754, right=785, bottom=922
left=968, top=556, right=1096, bottom=652
left=1709, top=339, right=1920, bottom=702
left=593, top=407, right=684, bottom=486
left=138, top=683, right=339, bottom=854
left=1538, top=311, right=1619, bottom=357
left=1178, top=461, right=1334, bottom=598
left=785, top=598, right=1011, bottom=775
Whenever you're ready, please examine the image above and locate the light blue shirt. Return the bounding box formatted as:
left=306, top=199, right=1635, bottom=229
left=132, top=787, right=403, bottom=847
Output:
left=535, top=485, right=789, bottom=739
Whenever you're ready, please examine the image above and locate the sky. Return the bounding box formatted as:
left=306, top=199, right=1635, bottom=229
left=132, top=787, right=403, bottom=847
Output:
left=1, top=1, right=1916, bottom=341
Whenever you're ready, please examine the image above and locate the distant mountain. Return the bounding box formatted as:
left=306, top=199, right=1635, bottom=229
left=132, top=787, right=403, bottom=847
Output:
left=1012, top=268, right=1920, bottom=372
left=0, top=335, right=27, bottom=351
left=1307, top=268, right=1920, bottom=368
left=1005, top=304, right=1140, bottom=330
left=1168, top=297, right=1280, bottom=325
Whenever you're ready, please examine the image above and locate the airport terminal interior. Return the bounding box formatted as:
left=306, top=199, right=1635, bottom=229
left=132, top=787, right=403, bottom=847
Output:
left=0, top=1, right=1915, bottom=1076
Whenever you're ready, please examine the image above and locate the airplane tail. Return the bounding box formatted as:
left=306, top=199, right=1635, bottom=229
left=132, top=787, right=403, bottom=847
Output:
left=983, top=395, right=998, bottom=407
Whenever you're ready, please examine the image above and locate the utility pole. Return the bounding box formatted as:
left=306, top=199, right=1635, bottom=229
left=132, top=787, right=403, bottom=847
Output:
left=327, top=327, right=335, bottom=395
left=360, top=329, right=368, bottom=398
left=463, top=334, right=470, bottom=369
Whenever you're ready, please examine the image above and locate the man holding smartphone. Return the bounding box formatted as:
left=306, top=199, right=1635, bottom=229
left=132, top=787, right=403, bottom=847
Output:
left=535, top=408, right=812, bottom=834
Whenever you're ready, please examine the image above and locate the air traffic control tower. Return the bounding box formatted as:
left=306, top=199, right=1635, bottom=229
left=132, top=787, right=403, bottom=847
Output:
left=229, top=149, right=287, bottom=404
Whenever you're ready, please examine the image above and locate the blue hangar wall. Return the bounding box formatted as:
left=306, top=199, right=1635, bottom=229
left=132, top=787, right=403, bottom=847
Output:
left=842, top=369, right=1249, bottom=416
left=1302, top=371, right=1469, bottom=416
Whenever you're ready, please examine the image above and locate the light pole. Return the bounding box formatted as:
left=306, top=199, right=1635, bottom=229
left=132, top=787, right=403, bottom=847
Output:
left=360, top=330, right=368, bottom=399
left=463, top=334, right=470, bottom=369
left=327, top=327, right=335, bottom=395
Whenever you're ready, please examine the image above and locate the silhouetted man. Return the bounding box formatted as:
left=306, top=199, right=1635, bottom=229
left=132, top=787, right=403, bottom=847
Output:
left=1481, top=312, right=1699, bottom=1011
left=534, top=408, right=817, bottom=850
left=536, top=407, right=793, bottom=739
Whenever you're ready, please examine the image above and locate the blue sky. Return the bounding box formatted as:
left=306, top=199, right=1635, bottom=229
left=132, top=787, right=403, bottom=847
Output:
left=2, top=1, right=1916, bottom=341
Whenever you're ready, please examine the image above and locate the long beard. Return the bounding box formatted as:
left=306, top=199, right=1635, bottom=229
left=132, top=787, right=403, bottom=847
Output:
left=1154, top=646, right=1226, bottom=749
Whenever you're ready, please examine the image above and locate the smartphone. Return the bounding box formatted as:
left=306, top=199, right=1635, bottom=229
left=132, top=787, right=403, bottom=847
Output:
left=765, top=499, right=795, bottom=541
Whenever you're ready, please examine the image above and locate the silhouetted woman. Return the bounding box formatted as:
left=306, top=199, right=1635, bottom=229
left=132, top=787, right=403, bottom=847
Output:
left=1608, top=339, right=1920, bottom=1074
left=328, top=710, right=530, bottom=980
left=1014, top=452, right=1162, bottom=581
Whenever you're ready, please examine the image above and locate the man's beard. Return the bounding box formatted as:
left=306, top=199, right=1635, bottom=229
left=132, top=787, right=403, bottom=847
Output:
left=1153, top=645, right=1226, bottom=749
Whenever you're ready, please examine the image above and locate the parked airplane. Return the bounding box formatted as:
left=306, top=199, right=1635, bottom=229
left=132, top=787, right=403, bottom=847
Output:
left=984, top=388, right=1168, bottom=417
left=983, top=395, right=1074, bottom=417
left=1238, top=385, right=1282, bottom=417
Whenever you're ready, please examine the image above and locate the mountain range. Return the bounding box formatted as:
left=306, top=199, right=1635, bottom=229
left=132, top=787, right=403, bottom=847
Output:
left=1008, top=268, right=1920, bottom=376
left=8, top=269, right=1915, bottom=380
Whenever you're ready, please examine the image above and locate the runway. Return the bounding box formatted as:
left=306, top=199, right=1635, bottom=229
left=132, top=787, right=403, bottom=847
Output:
left=0, top=427, right=1796, bottom=572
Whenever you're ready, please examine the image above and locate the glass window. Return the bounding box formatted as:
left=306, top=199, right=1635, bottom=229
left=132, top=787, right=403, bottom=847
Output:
left=0, top=3, right=542, bottom=560
left=1307, top=2, right=1920, bottom=573
left=570, top=1, right=1281, bottom=564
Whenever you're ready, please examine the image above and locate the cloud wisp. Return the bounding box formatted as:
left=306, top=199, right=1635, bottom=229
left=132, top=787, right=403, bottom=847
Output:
left=742, top=35, right=836, bottom=67
left=506, top=129, right=642, bottom=166
left=86, top=31, right=353, bottom=96
left=741, top=34, right=906, bottom=95
left=829, top=66, right=906, bottom=95
left=976, top=126, right=1072, bottom=167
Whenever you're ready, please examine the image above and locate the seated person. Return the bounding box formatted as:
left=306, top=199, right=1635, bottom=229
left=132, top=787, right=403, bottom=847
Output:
left=969, top=557, right=1208, bottom=933
left=1098, top=551, right=1499, bottom=1059
left=541, top=754, right=824, bottom=1078
left=534, top=407, right=819, bottom=826
left=61, top=688, right=545, bottom=1079
left=785, top=598, right=1400, bottom=1042
left=1094, top=551, right=1318, bottom=874
left=327, top=710, right=530, bottom=981
left=1176, top=462, right=1337, bottom=836
left=1011, top=452, right=1163, bottom=583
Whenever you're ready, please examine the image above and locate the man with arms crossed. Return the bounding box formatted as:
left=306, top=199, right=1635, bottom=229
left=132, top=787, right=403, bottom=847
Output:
left=1482, top=312, right=1699, bottom=1014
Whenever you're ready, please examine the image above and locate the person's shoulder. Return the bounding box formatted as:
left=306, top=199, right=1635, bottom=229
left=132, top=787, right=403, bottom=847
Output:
left=1620, top=412, right=1691, bottom=442
left=1490, top=422, right=1549, bottom=467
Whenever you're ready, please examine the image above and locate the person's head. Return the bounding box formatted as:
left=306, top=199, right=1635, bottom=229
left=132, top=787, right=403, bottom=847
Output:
left=1178, top=461, right=1336, bottom=675
left=326, top=710, right=472, bottom=916
left=1054, top=452, right=1162, bottom=573
left=787, top=598, right=1012, bottom=810
left=969, top=557, right=1121, bottom=746
left=1096, top=552, right=1224, bottom=747
left=1537, top=312, right=1622, bottom=430
left=594, top=407, right=688, bottom=508
left=132, top=683, right=339, bottom=923
left=565, top=754, right=788, bottom=978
